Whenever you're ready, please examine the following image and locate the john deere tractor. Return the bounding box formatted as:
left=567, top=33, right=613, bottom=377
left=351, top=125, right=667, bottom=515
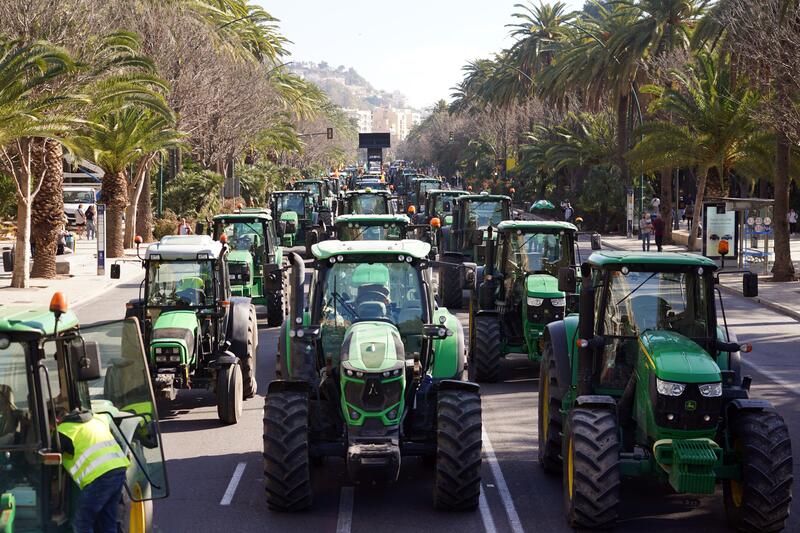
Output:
left=436, top=192, right=511, bottom=309
left=0, top=294, right=168, bottom=532
left=470, top=221, right=586, bottom=382
left=420, top=189, right=467, bottom=225
left=333, top=214, right=412, bottom=241
left=539, top=251, right=792, bottom=531
left=339, top=189, right=396, bottom=216
left=409, top=177, right=441, bottom=211
left=212, top=210, right=286, bottom=327
left=294, top=178, right=334, bottom=227
left=121, top=235, right=257, bottom=424
left=263, top=240, right=481, bottom=511
left=269, top=190, right=315, bottom=247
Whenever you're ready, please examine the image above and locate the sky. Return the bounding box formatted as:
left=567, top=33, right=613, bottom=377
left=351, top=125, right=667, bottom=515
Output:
left=260, top=0, right=585, bottom=110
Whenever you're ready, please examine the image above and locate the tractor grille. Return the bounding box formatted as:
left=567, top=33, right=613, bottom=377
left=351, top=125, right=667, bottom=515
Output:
left=344, top=375, right=403, bottom=413
left=650, top=375, right=721, bottom=431
left=527, top=299, right=564, bottom=324
left=228, top=262, right=250, bottom=285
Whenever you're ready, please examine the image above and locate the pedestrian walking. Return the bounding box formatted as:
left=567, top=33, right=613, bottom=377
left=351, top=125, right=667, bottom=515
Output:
left=74, top=204, right=86, bottom=239
left=563, top=202, right=574, bottom=222
left=85, top=205, right=96, bottom=240
left=176, top=218, right=193, bottom=235
left=639, top=213, right=653, bottom=251
left=789, top=208, right=797, bottom=236
left=684, top=203, right=695, bottom=233
left=652, top=213, right=666, bottom=252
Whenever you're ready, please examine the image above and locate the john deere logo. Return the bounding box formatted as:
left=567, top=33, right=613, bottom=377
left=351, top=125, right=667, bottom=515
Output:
left=685, top=400, right=697, bottom=411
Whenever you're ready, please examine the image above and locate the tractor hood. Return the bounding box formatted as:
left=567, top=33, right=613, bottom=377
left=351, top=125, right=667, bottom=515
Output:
left=153, top=310, right=198, bottom=331
left=640, top=330, right=720, bottom=383
left=280, top=211, right=299, bottom=223
left=341, top=321, right=405, bottom=373
left=526, top=274, right=564, bottom=299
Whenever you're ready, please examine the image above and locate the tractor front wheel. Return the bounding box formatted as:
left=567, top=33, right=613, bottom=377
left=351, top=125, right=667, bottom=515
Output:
left=241, top=305, right=258, bottom=399
left=263, top=390, right=313, bottom=511
left=472, top=315, right=501, bottom=383
left=538, top=341, right=564, bottom=474
left=217, top=363, right=243, bottom=425
left=433, top=389, right=482, bottom=510
left=118, top=482, right=153, bottom=533
left=439, top=262, right=463, bottom=309
left=723, top=411, right=793, bottom=532
left=562, top=407, right=620, bottom=529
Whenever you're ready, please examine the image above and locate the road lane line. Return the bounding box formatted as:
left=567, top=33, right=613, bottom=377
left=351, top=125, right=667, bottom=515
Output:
left=479, top=488, right=498, bottom=533
left=742, top=360, right=800, bottom=396
left=482, top=429, right=525, bottom=533
left=336, top=487, right=354, bottom=533
left=220, top=462, right=246, bottom=505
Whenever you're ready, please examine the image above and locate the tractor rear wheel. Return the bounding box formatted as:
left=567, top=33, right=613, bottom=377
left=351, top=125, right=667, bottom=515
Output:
left=217, top=363, right=243, bottom=425
left=562, top=407, right=620, bottom=529
left=538, top=341, right=564, bottom=474
left=241, top=305, right=258, bottom=399
left=263, top=390, right=313, bottom=511
left=723, top=411, right=793, bottom=532
left=472, top=315, right=501, bottom=383
left=433, top=389, right=482, bottom=510
left=439, top=262, right=463, bottom=309
left=118, top=482, right=153, bottom=533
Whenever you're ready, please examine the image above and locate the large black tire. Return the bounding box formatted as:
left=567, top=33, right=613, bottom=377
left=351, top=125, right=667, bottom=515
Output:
left=439, top=262, right=463, bottom=309
left=433, top=389, right=482, bottom=510
left=538, top=341, right=564, bottom=474
left=471, top=315, right=501, bottom=383
left=723, top=411, right=793, bottom=532
left=241, top=305, right=258, bottom=399
left=562, top=407, right=620, bottom=529
left=217, top=363, right=243, bottom=425
left=266, top=264, right=288, bottom=327
left=263, top=390, right=313, bottom=511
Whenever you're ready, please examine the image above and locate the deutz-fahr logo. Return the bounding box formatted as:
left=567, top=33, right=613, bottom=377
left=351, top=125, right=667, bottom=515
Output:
left=685, top=400, right=697, bottom=411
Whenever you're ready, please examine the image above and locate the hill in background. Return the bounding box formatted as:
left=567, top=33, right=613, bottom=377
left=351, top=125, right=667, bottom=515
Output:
left=291, top=61, right=408, bottom=110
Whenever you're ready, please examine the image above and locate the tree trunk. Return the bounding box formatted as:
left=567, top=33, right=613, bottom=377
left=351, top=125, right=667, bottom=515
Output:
left=101, top=169, right=128, bottom=258
left=123, top=173, right=144, bottom=248
left=660, top=167, right=673, bottom=243
left=687, top=166, right=709, bottom=252
left=137, top=171, right=154, bottom=242
left=11, top=198, right=31, bottom=288
left=772, top=132, right=795, bottom=281
left=616, top=93, right=630, bottom=187
left=31, top=139, right=63, bottom=279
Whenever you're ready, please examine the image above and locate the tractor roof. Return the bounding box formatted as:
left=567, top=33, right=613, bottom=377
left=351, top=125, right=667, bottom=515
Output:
left=588, top=251, right=717, bottom=268
left=459, top=193, right=511, bottom=202
left=335, top=214, right=410, bottom=225
left=213, top=211, right=272, bottom=222
left=146, top=235, right=224, bottom=261
left=412, top=177, right=440, bottom=183
left=272, top=190, right=310, bottom=196
left=312, top=239, right=431, bottom=260
left=497, top=220, right=577, bottom=232
left=296, top=179, right=324, bottom=184
left=346, top=189, right=392, bottom=196
left=429, top=189, right=466, bottom=196
left=0, top=306, right=79, bottom=336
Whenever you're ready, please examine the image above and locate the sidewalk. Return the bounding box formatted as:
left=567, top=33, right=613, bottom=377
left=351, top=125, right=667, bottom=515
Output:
left=601, top=233, right=800, bottom=322
left=0, top=237, right=144, bottom=309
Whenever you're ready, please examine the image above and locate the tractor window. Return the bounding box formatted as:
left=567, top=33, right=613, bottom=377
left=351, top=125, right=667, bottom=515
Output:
left=0, top=342, right=38, bottom=449
left=274, top=194, right=306, bottom=216
left=418, top=181, right=437, bottom=195
left=338, top=223, right=404, bottom=241
left=508, top=231, right=569, bottom=274
left=464, top=201, right=504, bottom=228
left=319, top=262, right=425, bottom=363
left=219, top=222, right=264, bottom=265
left=349, top=194, right=388, bottom=215
left=435, top=196, right=457, bottom=215
left=146, top=260, right=215, bottom=307
left=300, top=182, right=321, bottom=202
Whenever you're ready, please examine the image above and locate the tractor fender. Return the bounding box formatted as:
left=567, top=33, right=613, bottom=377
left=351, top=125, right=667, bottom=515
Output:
left=726, top=398, right=773, bottom=416
left=216, top=352, right=239, bottom=366
left=226, top=296, right=253, bottom=359
left=437, top=379, right=479, bottom=395
left=544, top=321, right=572, bottom=396
left=575, top=395, right=616, bottom=409
left=439, top=226, right=452, bottom=253
left=431, top=312, right=465, bottom=379
left=267, top=380, right=311, bottom=395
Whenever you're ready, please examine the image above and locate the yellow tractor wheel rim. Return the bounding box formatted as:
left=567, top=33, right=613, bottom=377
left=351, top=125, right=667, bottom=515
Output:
left=542, top=377, right=549, bottom=440
left=130, top=483, right=147, bottom=533
left=567, top=437, right=574, bottom=498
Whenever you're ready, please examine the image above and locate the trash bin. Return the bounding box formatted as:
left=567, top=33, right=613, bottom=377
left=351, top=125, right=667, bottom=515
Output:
left=2, top=249, right=12, bottom=272
left=65, top=234, right=75, bottom=251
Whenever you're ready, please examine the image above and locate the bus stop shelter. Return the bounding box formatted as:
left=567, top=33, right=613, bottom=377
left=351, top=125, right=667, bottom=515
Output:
left=703, top=197, right=774, bottom=272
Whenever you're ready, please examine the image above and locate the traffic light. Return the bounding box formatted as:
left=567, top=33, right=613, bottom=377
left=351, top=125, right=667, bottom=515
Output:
left=326, top=127, right=333, bottom=140
left=448, top=131, right=454, bottom=143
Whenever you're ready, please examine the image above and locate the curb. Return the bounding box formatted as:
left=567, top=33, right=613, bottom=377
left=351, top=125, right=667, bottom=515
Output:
left=601, top=238, right=800, bottom=323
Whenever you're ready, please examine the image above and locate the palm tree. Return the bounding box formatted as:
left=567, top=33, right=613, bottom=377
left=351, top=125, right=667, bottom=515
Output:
left=627, top=53, right=762, bottom=251
left=507, top=1, right=575, bottom=77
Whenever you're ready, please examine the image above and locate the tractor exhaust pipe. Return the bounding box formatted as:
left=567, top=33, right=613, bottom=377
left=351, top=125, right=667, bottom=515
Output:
left=577, top=264, right=595, bottom=397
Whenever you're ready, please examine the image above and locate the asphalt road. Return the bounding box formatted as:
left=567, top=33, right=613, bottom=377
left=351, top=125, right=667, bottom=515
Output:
left=74, top=277, right=800, bottom=533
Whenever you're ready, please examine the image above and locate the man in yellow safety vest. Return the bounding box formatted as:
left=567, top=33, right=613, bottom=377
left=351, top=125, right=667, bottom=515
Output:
left=57, top=409, right=130, bottom=533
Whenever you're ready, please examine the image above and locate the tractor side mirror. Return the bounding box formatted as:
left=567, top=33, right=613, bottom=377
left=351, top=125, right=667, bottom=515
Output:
left=70, top=340, right=101, bottom=382
left=423, top=323, right=452, bottom=339
left=743, top=271, right=758, bottom=297
left=591, top=233, right=602, bottom=251
left=558, top=267, right=577, bottom=293
left=276, top=221, right=286, bottom=237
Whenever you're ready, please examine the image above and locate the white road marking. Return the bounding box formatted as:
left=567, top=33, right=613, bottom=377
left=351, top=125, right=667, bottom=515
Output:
left=219, top=462, right=246, bottom=505
left=336, top=487, right=354, bottom=533
left=479, top=488, right=498, bottom=533
left=482, top=429, right=525, bottom=533
left=742, top=359, right=800, bottom=397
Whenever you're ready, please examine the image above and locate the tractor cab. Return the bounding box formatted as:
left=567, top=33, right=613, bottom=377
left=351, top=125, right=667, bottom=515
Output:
left=333, top=214, right=411, bottom=241
left=0, top=296, right=168, bottom=532
left=354, top=178, right=387, bottom=191
left=269, top=190, right=315, bottom=247
left=294, top=179, right=334, bottom=227
left=123, top=235, right=257, bottom=424
left=423, top=189, right=467, bottom=225
left=264, top=240, right=480, bottom=511
left=409, top=177, right=441, bottom=211
left=340, top=189, right=396, bottom=216
left=212, top=211, right=285, bottom=326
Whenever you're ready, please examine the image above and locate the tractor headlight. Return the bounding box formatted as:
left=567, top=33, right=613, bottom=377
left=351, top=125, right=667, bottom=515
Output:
left=698, top=382, right=722, bottom=397
left=155, top=355, right=168, bottom=363
left=527, top=297, right=544, bottom=307
left=550, top=297, right=566, bottom=307
left=169, top=355, right=182, bottom=363
left=656, top=378, right=686, bottom=396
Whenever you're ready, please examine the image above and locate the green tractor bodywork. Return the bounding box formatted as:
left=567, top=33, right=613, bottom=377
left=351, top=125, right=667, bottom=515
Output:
left=123, top=235, right=258, bottom=425
left=333, top=214, right=412, bottom=241
left=435, top=193, right=511, bottom=309
left=0, top=304, right=169, bottom=532
left=470, top=220, right=585, bottom=382
left=538, top=251, right=792, bottom=530
left=212, top=211, right=286, bottom=326
left=264, top=240, right=482, bottom=511
left=269, top=190, right=315, bottom=247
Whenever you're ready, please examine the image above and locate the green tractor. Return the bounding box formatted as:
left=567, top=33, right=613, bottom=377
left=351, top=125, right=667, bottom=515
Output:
left=419, top=189, right=467, bottom=225
left=338, top=189, right=397, bottom=216
left=269, top=190, right=315, bottom=248
left=212, top=210, right=286, bottom=327
left=121, top=235, right=257, bottom=424
left=470, top=220, right=589, bottom=382
left=408, top=177, right=442, bottom=211
left=294, top=178, right=335, bottom=227
left=539, top=251, right=792, bottom=531
left=0, top=295, right=168, bottom=532
left=436, top=192, right=511, bottom=309
left=263, top=240, right=481, bottom=511
left=333, top=214, right=412, bottom=241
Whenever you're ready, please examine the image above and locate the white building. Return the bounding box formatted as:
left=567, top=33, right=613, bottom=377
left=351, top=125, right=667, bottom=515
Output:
left=343, top=108, right=372, bottom=133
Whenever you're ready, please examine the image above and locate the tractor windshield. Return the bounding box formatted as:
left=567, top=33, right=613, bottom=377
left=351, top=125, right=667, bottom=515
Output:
left=349, top=194, right=388, bottom=215
left=146, top=260, right=215, bottom=307
left=319, top=262, right=425, bottom=362
left=434, top=195, right=459, bottom=215
left=417, top=181, right=438, bottom=195
left=274, top=194, right=306, bottom=216
left=338, top=223, right=404, bottom=241
left=0, top=342, right=38, bottom=450
left=218, top=221, right=264, bottom=264
left=509, top=231, right=570, bottom=274
left=299, top=182, right=321, bottom=202
left=464, top=200, right=505, bottom=228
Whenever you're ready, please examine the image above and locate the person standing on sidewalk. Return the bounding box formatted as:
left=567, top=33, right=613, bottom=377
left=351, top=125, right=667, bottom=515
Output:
left=788, top=208, right=797, bottom=236
left=651, top=196, right=660, bottom=214
left=74, top=204, right=86, bottom=240
left=639, top=213, right=653, bottom=251
left=684, top=203, right=694, bottom=233
left=652, top=213, right=666, bottom=252
left=175, top=218, right=193, bottom=235
left=85, top=205, right=96, bottom=240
